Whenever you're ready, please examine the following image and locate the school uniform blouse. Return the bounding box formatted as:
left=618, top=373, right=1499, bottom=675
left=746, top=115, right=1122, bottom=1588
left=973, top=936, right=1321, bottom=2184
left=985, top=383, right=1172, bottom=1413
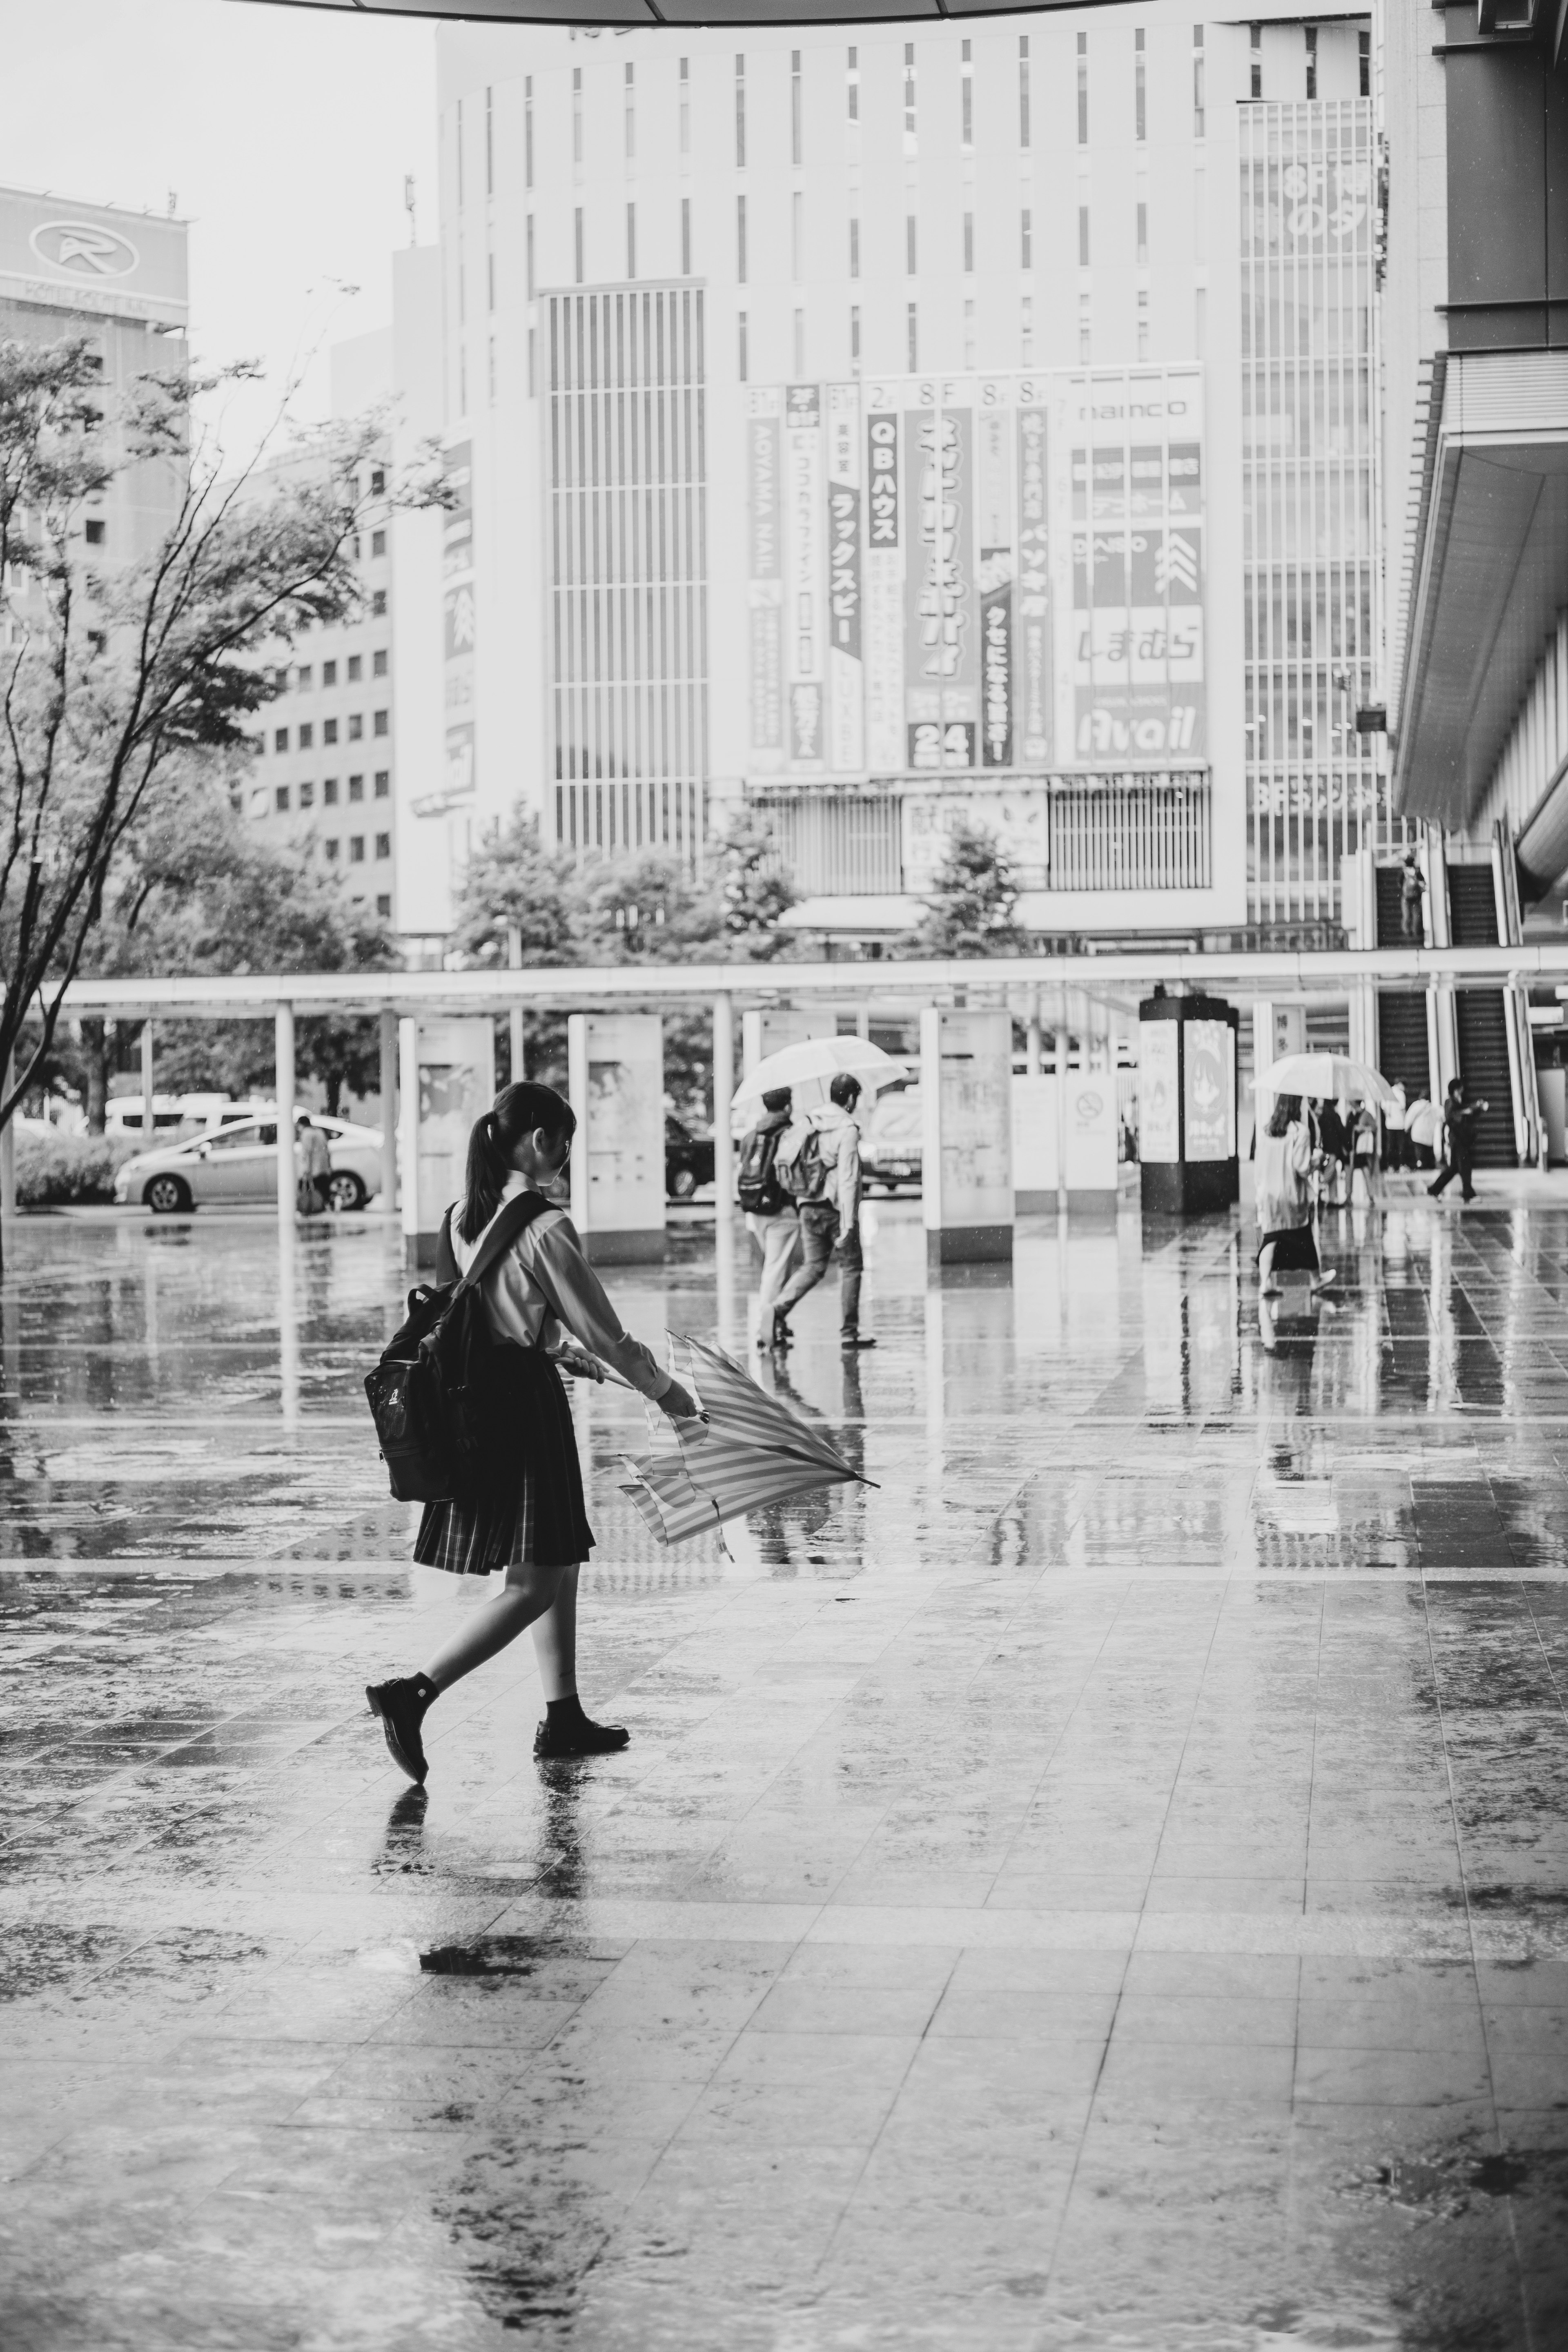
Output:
left=450, top=1173, right=674, bottom=1405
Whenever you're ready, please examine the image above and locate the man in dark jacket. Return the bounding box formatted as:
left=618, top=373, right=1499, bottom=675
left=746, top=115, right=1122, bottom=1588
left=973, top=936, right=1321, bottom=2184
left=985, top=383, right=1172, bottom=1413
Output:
left=1429, top=1079, right=1486, bottom=1202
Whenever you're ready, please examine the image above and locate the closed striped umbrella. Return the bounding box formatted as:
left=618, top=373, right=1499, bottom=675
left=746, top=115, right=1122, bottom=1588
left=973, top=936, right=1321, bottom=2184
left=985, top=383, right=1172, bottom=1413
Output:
left=619, top=1334, right=871, bottom=1546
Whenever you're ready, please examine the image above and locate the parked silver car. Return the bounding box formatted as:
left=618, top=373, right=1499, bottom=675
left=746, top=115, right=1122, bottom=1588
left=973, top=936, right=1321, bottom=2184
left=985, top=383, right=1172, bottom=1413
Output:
left=113, top=1114, right=384, bottom=1214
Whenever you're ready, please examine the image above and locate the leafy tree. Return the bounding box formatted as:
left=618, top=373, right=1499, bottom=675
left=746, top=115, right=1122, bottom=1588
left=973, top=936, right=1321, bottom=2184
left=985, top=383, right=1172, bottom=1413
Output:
left=449, top=810, right=584, bottom=1088
left=902, top=819, right=1027, bottom=959
left=715, top=805, right=799, bottom=951
left=0, top=334, right=398, bottom=1231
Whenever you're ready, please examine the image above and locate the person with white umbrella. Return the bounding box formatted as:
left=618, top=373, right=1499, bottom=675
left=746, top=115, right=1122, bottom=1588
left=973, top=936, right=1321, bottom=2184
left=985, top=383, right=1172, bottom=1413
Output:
left=772, top=1071, right=877, bottom=1352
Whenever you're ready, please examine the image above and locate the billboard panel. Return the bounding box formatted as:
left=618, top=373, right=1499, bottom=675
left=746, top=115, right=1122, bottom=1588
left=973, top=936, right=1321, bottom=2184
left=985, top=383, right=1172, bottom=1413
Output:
left=746, top=368, right=1205, bottom=784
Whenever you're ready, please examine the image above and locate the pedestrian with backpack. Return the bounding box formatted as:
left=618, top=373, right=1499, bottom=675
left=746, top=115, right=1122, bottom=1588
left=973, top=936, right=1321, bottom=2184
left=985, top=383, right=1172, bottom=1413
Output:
left=771, top=1072, right=876, bottom=1352
left=737, top=1086, right=800, bottom=1351
left=365, top=1081, right=697, bottom=1783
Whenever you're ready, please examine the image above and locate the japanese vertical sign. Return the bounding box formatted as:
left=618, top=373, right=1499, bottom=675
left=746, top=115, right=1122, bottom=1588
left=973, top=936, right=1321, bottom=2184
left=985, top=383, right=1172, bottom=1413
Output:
left=826, top=384, right=863, bottom=773
left=864, top=408, right=902, bottom=770
left=746, top=390, right=783, bottom=760
left=904, top=405, right=978, bottom=771
left=744, top=368, right=1205, bottom=777
left=784, top=383, right=823, bottom=770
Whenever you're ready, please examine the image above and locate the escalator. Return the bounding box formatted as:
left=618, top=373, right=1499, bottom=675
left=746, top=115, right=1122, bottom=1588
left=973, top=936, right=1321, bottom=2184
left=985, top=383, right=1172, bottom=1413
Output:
left=1446, top=865, right=1517, bottom=1168
left=1373, top=866, right=1434, bottom=1101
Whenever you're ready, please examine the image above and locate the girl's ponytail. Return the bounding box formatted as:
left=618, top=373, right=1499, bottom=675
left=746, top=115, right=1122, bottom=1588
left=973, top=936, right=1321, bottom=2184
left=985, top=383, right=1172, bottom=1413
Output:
left=458, top=1111, right=510, bottom=1243
left=455, top=1081, right=576, bottom=1243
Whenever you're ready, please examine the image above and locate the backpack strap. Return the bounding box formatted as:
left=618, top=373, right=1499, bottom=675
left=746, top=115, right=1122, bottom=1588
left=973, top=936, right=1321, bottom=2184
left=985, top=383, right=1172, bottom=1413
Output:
left=445, top=1190, right=554, bottom=1295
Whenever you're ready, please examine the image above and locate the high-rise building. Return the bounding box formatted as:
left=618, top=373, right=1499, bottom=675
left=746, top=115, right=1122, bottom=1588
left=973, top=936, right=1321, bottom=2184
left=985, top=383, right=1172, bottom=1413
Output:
left=0, top=184, right=189, bottom=569
left=432, top=9, right=1382, bottom=945
left=237, top=252, right=448, bottom=938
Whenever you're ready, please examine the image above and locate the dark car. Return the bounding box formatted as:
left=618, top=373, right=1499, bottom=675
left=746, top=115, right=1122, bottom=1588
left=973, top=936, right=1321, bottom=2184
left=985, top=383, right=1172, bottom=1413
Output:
left=665, top=1114, right=715, bottom=1200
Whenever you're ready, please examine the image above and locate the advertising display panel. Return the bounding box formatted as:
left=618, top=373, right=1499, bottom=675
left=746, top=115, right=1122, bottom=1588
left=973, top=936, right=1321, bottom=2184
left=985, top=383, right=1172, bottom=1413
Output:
left=1139, top=1022, right=1180, bottom=1163
left=1183, top=1019, right=1234, bottom=1162
left=410, top=1017, right=496, bottom=1264
left=784, top=383, right=824, bottom=771
left=746, top=391, right=784, bottom=762
left=567, top=1014, right=665, bottom=1263
left=921, top=1007, right=1014, bottom=1263
left=746, top=368, right=1205, bottom=782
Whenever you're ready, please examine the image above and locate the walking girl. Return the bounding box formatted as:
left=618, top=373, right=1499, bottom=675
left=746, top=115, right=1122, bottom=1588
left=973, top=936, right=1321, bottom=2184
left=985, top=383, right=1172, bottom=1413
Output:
left=1255, top=1092, right=1335, bottom=1299
left=366, top=1082, right=696, bottom=1783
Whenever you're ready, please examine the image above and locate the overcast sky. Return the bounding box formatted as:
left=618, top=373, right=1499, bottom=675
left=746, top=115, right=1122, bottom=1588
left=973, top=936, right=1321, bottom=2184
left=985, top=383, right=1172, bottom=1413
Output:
left=0, top=0, right=437, bottom=459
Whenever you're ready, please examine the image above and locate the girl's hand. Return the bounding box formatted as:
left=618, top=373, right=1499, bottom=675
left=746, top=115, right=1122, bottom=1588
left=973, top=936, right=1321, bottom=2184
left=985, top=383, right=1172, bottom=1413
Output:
left=658, top=1378, right=699, bottom=1420
left=559, top=1352, right=604, bottom=1383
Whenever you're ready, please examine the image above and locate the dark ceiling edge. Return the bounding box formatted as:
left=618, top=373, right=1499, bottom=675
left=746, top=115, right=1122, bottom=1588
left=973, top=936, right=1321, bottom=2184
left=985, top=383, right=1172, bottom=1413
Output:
left=234, top=0, right=1146, bottom=29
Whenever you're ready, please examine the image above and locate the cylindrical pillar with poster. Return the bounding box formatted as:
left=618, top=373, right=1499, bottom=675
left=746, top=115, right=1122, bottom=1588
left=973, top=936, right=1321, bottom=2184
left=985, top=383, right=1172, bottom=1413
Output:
left=1138, top=992, right=1240, bottom=1216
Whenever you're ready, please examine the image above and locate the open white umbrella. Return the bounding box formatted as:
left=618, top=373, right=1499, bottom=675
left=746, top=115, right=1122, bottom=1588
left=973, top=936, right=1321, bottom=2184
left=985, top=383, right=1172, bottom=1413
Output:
left=733, top=1035, right=908, bottom=1113
left=1258, top=1052, right=1394, bottom=1106
left=620, top=1335, right=872, bottom=1546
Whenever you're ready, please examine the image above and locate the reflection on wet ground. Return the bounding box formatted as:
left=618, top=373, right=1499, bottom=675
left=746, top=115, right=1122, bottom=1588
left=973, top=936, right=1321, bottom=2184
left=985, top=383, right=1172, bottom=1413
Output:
left=2, top=1190, right=1568, bottom=2348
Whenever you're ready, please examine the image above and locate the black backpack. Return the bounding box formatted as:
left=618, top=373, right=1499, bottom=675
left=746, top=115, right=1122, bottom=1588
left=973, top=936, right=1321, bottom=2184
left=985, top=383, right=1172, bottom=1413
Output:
left=363, top=1191, right=550, bottom=1505
left=737, top=1122, right=788, bottom=1217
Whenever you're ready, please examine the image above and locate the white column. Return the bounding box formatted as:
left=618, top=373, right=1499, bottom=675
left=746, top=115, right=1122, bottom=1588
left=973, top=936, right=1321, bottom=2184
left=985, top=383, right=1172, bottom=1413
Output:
left=378, top=1009, right=398, bottom=1214
left=275, top=1002, right=296, bottom=1232
left=398, top=1016, right=420, bottom=1263
left=275, top=1003, right=298, bottom=1427
left=506, top=924, right=525, bottom=1085
left=1025, top=989, right=1042, bottom=1078
left=141, top=1019, right=155, bottom=1147
left=713, top=991, right=735, bottom=1350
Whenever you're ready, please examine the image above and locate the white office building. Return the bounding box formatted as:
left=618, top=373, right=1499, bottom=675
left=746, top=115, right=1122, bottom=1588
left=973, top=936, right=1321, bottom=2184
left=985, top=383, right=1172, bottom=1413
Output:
left=429, top=5, right=1392, bottom=945
left=0, top=185, right=189, bottom=575
left=239, top=251, right=450, bottom=938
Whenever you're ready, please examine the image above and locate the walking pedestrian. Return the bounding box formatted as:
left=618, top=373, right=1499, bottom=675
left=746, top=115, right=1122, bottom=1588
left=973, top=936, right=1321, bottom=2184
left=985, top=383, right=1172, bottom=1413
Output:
left=365, top=1081, right=697, bottom=1783
left=1383, top=1080, right=1408, bottom=1172
left=1400, top=848, right=1427, bottom=942
left=772, top=1072, right=876, bottom=1352
left=1429, top=1078, right=1486, bottom=1203
left=737, top=1086, right=800, bottom=1351
left=297, top=1115, right=333, bottom=1213
left=1350, top=1102, right=1379, bottom=1204
left=1256, top=1093, right=1335, bottom=1298
left=1316, top=1098, right=1352, bottom=1209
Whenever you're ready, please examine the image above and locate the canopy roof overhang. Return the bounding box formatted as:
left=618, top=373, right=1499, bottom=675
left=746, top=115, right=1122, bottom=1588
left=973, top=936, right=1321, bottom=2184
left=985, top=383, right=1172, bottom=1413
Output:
left=1394, top=349, right=1568, bottom=841
left=54, top=942, right=1568, bottom=1025
left=247, top=0, right=1111, bottom=20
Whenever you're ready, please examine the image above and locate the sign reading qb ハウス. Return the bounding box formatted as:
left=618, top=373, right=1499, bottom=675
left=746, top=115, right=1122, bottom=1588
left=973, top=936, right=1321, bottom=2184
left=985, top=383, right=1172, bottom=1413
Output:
left=744, top=366, right=1205, bottom=777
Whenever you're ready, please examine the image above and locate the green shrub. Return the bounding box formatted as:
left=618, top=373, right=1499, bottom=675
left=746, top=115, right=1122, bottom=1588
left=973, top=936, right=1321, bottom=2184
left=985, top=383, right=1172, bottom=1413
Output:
left=14, top=1128, right=143, bottom=1207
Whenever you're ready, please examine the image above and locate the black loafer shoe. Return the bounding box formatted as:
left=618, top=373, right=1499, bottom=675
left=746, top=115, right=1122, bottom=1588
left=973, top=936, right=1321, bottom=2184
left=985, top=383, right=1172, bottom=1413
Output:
left=366, top=1675, right=437, bottom=1785
left=534, top=1716, right=631, bottom=1759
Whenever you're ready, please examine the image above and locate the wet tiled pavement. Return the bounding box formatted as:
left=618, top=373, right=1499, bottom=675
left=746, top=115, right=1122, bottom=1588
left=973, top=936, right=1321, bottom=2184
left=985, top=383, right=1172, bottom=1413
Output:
left=2, top=1189, right=1568, bottom=2348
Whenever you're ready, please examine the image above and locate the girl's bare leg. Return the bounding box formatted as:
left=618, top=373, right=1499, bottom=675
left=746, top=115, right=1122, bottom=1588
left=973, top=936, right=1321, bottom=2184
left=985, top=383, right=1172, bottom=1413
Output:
left=421, top=1559, right=568, bottom=1692
left=530, top=1563, right=580, bottom=1702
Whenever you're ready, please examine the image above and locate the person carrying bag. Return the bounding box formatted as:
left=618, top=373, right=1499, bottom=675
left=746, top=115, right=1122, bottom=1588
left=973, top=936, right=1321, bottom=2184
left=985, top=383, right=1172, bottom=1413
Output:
left=364, top=1081, right=697, bottom=1782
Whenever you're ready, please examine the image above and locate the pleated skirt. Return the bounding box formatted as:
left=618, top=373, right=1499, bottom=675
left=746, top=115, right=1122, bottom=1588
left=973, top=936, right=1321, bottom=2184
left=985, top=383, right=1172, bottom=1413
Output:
left=413, top=1345, right=595, bottom=1577
left=1256, top=1223, right=1319, bottom=1274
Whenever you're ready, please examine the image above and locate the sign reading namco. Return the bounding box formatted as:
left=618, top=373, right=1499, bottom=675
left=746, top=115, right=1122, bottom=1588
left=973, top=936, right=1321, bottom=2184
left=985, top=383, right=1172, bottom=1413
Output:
left=28, top=220, right=140, bottom=280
